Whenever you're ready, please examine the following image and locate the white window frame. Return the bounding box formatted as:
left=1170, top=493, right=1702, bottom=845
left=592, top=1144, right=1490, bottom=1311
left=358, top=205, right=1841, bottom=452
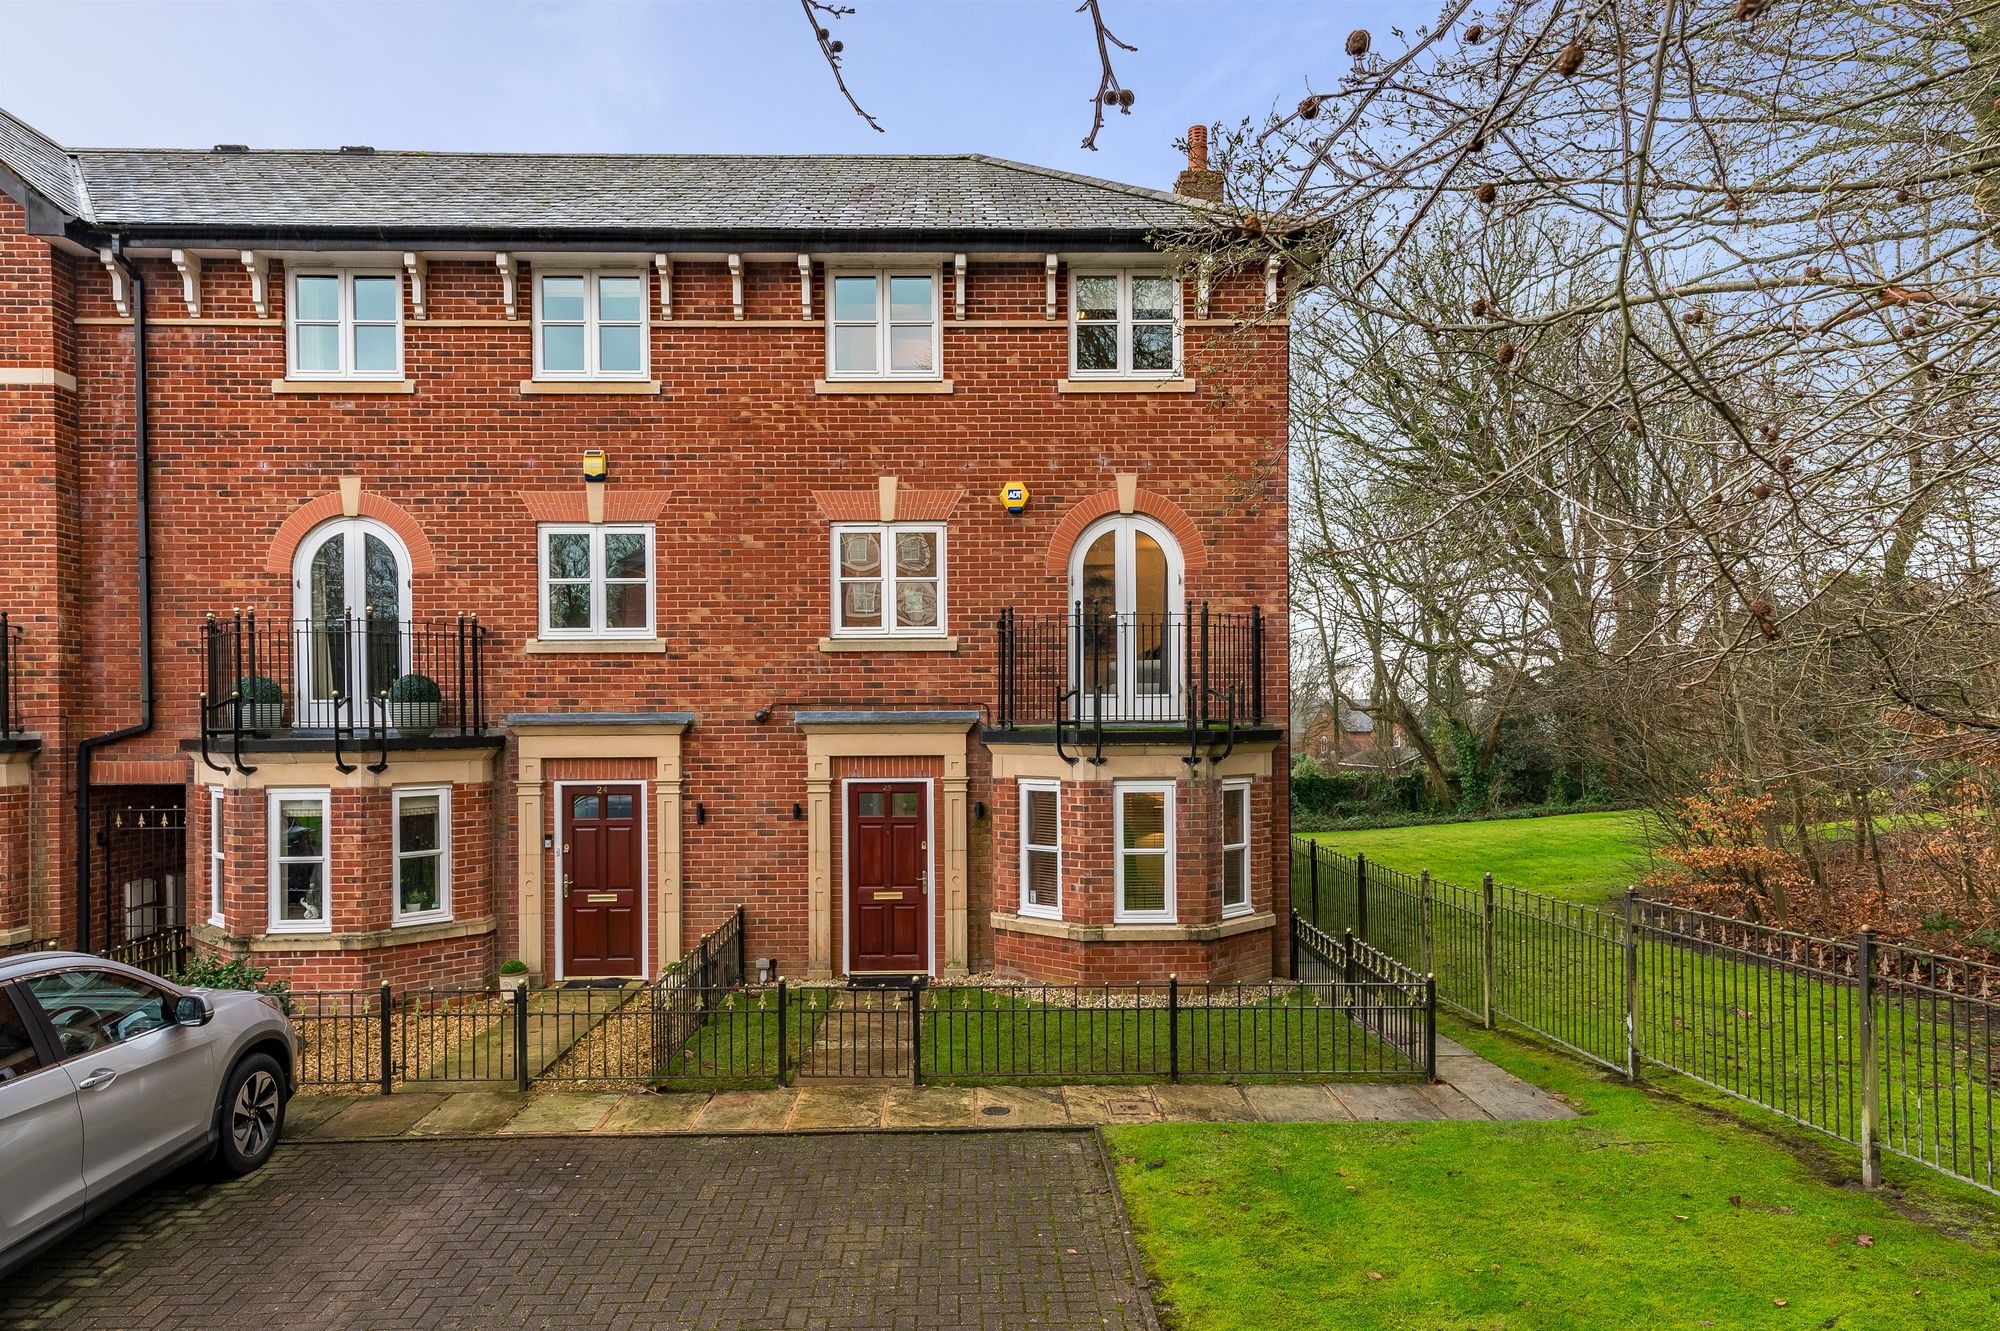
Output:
left=286, top=268, right=404, bottom=381
left=825, top=267, right=943, bottom=381
left=532, top=269, right=649, bottom=381
left=392, top=785, right=453, bottom=927
left=1221, top=778, right=1252, bottom=918
left=266, top=788, right=332, bottom=935
left=1068, top=270, right=1182, bottom=380
left=1113, top=780, right=1177, bottom=924
left=208, top=786, right=225, bottom=928
left=1017, top=780, right=1063, bottom=920
left=537, top=523, right=657, bottom=640
left=829, top=522, right=948, bottom=638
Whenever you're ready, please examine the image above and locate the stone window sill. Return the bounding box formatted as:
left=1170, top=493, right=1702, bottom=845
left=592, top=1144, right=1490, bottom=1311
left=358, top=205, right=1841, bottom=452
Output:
left=817, top=636, right=959, bottom=653
left=525, top=637, right=667, bottom=654
left=519, top=379, right=662, bottom=395
left=194, top=915, right=496, bottom=953
left=271, top=378, right=415, bottom=394
left=989, top=910, right=1276, bottom=943
left=1055, top=378, right=1195, bottom=394
left=813, top=379, right=955, bottom=395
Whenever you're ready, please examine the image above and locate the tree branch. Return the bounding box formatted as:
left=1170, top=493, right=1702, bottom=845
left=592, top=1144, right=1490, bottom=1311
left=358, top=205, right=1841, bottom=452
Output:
left=800, top=0, right=883, bottom=133
left=1079, top=0, right=1137, bottom=151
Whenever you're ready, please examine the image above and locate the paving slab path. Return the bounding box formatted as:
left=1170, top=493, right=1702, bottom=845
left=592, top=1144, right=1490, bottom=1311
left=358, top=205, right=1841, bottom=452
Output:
left=292, top=1035, right=1575, bottom=1141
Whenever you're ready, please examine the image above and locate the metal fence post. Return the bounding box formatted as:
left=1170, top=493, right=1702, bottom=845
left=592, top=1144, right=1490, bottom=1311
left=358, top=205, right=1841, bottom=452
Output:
left=1309, top=840, right=1321, bottom=930
left=377, top=982, right=392, bottom=1096
left=776, top=979, right=789, bottom=1087
left=1857, top=928, right=1881, bottom=1188
left=735, top=904, right=747, bottom=986
left=1480, top=874, right=1497, bottom=1030
left=513, top=985, right=530, bottom=1093
left=1167, top=975, right=1180, bottom=1083
left=1355, top=852, right=1369, bottom=946
left=1419, top=870, right=1434, bottom=980
left=910, top=976, right=925, bottom=1086
left=1424, top=975, right=1438, bottom=1081
left=1622, top=889, right=1641, bottom=1082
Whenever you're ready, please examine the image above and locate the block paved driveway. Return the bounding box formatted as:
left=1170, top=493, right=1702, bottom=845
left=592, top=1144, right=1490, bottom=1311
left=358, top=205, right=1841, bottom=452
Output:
left=1, top=1132, right=1154, bottom=1331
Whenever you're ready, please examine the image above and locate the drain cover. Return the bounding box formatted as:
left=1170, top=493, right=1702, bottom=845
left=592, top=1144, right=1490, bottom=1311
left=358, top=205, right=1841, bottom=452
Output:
left=980, top=1104, right=1013, bottom=1117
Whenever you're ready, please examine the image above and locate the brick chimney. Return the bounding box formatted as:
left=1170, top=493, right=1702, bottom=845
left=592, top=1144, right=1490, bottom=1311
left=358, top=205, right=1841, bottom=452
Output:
left=1174, top=125, right=1224, bottom=201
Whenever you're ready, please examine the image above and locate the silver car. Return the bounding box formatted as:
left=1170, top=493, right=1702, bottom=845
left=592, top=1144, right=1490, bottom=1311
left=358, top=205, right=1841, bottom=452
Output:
left=0, top=951, right=298, bottom=1275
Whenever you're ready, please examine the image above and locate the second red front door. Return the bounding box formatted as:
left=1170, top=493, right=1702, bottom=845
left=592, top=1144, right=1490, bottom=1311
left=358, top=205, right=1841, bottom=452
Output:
left=847, top=782, right=929, bottom=974
left=562, top=784, right=643, bottom=977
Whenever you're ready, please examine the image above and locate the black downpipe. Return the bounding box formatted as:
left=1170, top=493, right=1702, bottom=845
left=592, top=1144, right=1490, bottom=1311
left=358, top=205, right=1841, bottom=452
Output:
left=74, top=239, right=153, bottom=951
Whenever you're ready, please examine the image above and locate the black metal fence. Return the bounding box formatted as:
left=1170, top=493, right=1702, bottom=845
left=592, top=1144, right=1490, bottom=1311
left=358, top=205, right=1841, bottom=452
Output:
left=0, top=936, right=59, bottom=959
left=0, top=612, right=22, bottom=738
left=198, top=611, right=489, bottom=772
left=1292, top=836, right=2000, bottom=1196
left=996, top=602, right=1265, bottom=744
left=293, top=903, right=1433, bottom=1090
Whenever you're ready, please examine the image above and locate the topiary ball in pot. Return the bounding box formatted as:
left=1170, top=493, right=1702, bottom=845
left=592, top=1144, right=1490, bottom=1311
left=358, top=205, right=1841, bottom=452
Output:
left=385, top=672, right=442, bottom=737
left=233, top=674, right=284, bottom=735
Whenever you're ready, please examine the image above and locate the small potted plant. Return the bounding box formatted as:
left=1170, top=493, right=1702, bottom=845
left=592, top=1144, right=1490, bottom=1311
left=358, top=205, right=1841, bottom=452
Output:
left=385, top=672, right=441, bottom=737
left=498, top=958, right=530, bottom=992
left=233, top=674, right=283, bottom=735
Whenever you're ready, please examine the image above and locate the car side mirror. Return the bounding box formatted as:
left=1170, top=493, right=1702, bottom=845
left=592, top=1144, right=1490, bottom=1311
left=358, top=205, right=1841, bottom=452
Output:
left=173, top=995, right=213, bottom=1027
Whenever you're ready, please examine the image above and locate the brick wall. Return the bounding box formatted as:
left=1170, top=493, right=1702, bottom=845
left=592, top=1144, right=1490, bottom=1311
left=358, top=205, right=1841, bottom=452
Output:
left=1, top=194, right=1289, bottom=986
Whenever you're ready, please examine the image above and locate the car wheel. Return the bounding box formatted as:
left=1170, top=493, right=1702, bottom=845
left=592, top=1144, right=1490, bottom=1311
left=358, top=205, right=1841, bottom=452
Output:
left=212, top=1053, right=287, bottom=1176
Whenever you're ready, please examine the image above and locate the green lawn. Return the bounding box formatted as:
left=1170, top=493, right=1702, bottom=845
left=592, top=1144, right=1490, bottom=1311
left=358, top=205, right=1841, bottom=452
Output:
left=1303, top=809, right=1656, bottom=904
left=917, top=985, right=1420, bottom=1082
left=1110, top=1024, right=2000, bottom=1331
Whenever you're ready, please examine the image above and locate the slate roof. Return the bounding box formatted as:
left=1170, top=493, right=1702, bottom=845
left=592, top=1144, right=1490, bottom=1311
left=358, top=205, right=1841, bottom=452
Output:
left=0, top=106, right=1201, bottom=241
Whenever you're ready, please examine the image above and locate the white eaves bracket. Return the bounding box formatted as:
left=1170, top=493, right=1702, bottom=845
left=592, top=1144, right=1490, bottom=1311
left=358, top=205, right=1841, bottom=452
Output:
left=654, top=254, right=672, bottom=319
left=496, top=253, right=518, bottom=319
left=404, top=252, right=428, bottom=320
left=798, top=254, right=812, bottom=319
left=729, top=254, right=744, bottom=320
left=97, top=248, right=129, bottom=318
left=171, top=249, right=202, bottom=317
left=954, top=254, right=967, bottom=321
left=1044, top=254, right=1059, bottom=320
left=240, top=251, right=269, bottom=318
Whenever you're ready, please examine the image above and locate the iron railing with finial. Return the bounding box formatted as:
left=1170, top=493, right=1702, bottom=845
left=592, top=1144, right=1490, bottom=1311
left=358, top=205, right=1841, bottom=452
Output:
left=0, top=612, right=22, bottom=739
left=197, top=610, right=488, bottom=774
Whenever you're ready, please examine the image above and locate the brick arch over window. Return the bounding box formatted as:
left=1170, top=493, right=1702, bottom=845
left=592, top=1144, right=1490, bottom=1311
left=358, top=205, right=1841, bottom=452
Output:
left=1042, top=488, right=1207, bottom=577
left=263, top=491, right=437, bottom=576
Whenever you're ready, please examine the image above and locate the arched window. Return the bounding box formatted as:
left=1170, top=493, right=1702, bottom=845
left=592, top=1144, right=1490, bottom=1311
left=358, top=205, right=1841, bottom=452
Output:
left=290, top=518, right=412, bottom=728
left=1068, top=515, right=1185, bottom=719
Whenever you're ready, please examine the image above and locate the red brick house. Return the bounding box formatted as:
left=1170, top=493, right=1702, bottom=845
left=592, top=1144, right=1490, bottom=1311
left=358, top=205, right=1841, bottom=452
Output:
left=0, top=108, right=1289, bottom=990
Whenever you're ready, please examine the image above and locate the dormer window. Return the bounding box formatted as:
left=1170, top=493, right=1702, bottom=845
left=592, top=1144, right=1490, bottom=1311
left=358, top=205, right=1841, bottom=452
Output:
left=826, top=270, right=941, bottom=380
left=287, top=270, right=402, bottom=380
left=1070, top=271, right=1181, bottom=379
left=534, top=271, right=647, bottom=380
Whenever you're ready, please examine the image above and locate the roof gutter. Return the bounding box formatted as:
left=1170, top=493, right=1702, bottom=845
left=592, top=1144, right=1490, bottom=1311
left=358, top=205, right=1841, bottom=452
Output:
left=74, top=236, right=152, bottom=951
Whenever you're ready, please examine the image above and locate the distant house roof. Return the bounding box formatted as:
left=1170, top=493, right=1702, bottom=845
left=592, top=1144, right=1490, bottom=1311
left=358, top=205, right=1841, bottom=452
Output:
left=0, top=106, right=1204, bottom=246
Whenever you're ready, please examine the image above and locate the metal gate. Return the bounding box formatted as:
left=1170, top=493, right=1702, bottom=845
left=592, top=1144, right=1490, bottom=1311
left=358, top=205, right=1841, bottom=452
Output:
left=99, top=802, right=189, bottom=974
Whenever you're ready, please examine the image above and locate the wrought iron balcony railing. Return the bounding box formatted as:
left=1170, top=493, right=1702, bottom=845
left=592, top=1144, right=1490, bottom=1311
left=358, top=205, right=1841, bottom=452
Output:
left=0, top=612, right=21, bottom=739
left=198, top=611, right=489, bottom=774
left=996, top=602, right=1265, bottom=760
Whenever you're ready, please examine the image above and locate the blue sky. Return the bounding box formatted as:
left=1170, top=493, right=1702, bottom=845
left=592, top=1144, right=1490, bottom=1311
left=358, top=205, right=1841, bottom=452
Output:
left=0, top=0, right=1426, bottom=188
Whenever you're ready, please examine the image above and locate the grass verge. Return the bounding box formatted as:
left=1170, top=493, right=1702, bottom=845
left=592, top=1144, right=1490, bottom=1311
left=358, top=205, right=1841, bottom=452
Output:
left=1109, top=1023, right=2000, bottom=1330
left=1302, top=809, right=1655, bottom=904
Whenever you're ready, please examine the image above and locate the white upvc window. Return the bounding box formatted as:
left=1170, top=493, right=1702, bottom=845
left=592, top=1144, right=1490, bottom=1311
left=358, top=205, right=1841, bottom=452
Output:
left=287, top=269, right=403, bottom=380
left=826, top=268, right=941, bottom=380
left=208, top=787, right=225, bottom=928
left=1114, top=781, right=1177, bottom=923
left=1221, top=779, right=1252, bottom=918
left=538, top=524, right=656, bottom=639
left=393, top=786, right=452, bottom=926
left=534, top=271, right=648, bottom=380
left=1018, top=780, right=1062, bottom=920
left=267, top=789, right=332, bottom=934
left=1070, top=271, right=1181, bottom=379
left=830, top=523, right=946, bottom=636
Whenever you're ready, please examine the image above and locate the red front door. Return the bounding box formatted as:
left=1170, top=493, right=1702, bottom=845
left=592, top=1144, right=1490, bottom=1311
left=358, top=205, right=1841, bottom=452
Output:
left=562, top=784, right=643, bottom=977
left=847, top=782, right=929, bottom=974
